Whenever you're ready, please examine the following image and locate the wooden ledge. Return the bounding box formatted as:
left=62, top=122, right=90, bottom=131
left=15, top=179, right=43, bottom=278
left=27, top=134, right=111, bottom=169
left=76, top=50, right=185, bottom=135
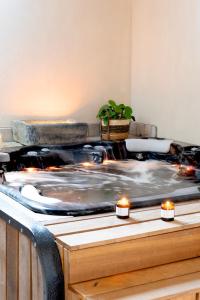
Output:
left=57, top=212, right=200, bottom=250
left=46, top=201, right=200, bottom=237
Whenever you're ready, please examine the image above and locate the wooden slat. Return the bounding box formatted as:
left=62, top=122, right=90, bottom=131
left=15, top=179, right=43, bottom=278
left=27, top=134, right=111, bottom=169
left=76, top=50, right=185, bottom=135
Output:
left=82, top=272, right=200, bottom=300
left=64, top=248, right=71, bottom=300
left=67, top=227, right=200, bottom=283
left=31, top=244, right=43, bottom=300
left=31, top=244, right=38, bottom=300
left=68, top=290, right=198, bottom=300
left=71, top=257, right=200, bottom=298
left=68, top=289, right=198, bottom=300
left=68, top=289, right=82, bottom=300
left=37, top=255, right=44, bottom=300
left=48, top=214, right=132, bottom=236
left=170, top=293, right=197, bottom=300
left=19, top=233, right=31, bottom=300
left=43, top=200, right=200, bottom=227
left=41, top=211, right=119, bottom=227
left=0, top=219, right=6, bottom=300
left=40, top=216, right=74, bottom=226
left=6, top=224, right=19, bottom=300
left=41, top=206, right=134, bottom=226
left=47, top=202, right=200, bottom=237
left=57, top=212, right=200, bottom=250
left=57, top=242, right=64, bottom=268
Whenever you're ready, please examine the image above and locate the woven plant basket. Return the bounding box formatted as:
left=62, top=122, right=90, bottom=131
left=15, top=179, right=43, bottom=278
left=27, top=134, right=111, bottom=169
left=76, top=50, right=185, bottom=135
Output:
left=101, top=119, right=130, bottom=141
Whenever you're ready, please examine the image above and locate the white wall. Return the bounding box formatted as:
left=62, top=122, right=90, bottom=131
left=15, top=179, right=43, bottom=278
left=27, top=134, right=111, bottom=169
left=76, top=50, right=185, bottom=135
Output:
left=131, top=0, right=200, bottom=144
left=0, top=0, right=131, bottom=126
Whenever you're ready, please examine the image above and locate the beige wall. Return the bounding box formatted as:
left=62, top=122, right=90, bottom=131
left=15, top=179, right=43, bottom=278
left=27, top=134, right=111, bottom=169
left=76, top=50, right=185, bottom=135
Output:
left=2, top=0, right=200, bottom=144
left=0, top=0, right=131, bottom=126
left=131, top=0, right=200, bottom=144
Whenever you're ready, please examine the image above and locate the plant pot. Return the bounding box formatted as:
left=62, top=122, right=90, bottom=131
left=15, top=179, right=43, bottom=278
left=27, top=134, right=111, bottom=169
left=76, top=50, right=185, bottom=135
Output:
left=101, top=119, right=130, bottom=141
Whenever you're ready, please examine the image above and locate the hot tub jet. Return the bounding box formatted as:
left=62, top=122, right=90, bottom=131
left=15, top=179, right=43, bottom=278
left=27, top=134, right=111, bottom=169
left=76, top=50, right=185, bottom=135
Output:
left=23, top=167, right=40, bottom=173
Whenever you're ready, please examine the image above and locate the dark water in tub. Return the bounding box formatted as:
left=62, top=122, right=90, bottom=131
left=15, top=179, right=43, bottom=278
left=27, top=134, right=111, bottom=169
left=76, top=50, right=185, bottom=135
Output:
left=5, top=160, right=200, bottom=204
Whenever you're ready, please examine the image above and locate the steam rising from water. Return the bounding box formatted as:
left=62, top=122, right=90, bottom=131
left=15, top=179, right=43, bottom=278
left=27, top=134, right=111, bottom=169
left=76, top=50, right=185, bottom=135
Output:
left=5, top=160, right=198, bottom=204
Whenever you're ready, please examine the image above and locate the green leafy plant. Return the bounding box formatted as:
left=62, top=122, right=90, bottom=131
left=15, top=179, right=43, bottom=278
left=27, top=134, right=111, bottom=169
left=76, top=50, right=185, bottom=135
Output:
left=97, top=100, right=135, bottom=126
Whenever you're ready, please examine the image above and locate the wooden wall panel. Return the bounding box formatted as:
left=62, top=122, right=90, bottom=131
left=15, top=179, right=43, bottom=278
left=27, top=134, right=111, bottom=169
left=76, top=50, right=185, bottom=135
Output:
left=68, top=289, right=82, bottom=300
left=31, top=244, right=44, bottom=300
left=0, top=219, right=45, bottom=300
left=31, top=244, right=38, bottom=300
left=19, top=233, right=31, bottom=300
left=64, top=248, right=70, bottom=300
left=37, top=254, right=44, bottom=300
left=57, top=242, right=64, bottom=268
left=6, top=224, right=19, bottom=300
left=68, top=227, right=200, bottom=283
left=70, top=258, right=200, bottom=299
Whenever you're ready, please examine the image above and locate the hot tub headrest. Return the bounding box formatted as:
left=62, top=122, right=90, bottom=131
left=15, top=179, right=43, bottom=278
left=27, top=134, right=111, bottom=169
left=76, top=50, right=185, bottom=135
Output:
left=125, top=138, right=173, bottom=153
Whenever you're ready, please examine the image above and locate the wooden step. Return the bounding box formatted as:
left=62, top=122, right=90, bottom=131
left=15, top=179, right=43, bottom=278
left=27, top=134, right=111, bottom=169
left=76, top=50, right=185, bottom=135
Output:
left=57, top=212, right=200, bottom=283
left=69, top=258, right=200, bottom=300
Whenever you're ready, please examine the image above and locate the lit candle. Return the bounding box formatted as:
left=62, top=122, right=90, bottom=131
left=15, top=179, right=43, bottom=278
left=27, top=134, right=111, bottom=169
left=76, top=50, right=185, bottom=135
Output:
left=178, top=165, right=195, bottom=177
left=46, top=166, right=62, bottom=171
left=161, top=200, right=175, bottom=221
left=116, top=197, right=130, bottom=219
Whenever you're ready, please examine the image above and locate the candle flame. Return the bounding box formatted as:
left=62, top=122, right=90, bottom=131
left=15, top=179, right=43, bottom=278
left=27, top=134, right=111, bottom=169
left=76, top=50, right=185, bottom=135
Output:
left=45, top=166, right=62, bottom=171
left=161, top=200, right=175, bottom=210
left=186, top=166, right=195, bottom=172
left=117, top=197, right=130, bottom=206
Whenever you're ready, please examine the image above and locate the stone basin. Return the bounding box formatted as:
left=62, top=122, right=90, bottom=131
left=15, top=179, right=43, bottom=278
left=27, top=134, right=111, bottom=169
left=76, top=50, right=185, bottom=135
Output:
left=12, top=120, right=88, bottom=145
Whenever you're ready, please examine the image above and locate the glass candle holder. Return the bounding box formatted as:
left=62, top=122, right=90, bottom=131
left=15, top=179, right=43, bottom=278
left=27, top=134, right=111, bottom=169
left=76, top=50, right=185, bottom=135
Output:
left=116, top=197, right=130, bottom=219
left=161, top=200, right=175, bottom=221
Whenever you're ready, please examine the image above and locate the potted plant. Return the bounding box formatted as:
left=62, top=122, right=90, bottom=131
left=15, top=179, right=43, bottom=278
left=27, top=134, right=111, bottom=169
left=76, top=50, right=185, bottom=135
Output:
left=97, top=100, right=135, bottom=140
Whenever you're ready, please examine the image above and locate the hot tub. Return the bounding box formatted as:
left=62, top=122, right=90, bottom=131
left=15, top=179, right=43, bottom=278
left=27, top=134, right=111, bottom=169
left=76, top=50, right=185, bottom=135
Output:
left=1, top=139, right=200, bottom=216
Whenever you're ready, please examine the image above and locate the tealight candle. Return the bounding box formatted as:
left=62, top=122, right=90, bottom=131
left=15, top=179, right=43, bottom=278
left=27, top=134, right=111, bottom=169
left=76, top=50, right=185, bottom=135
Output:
left=161, top=200, right=175, bottom=221
left=116, top=197, right=130, bottom=219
